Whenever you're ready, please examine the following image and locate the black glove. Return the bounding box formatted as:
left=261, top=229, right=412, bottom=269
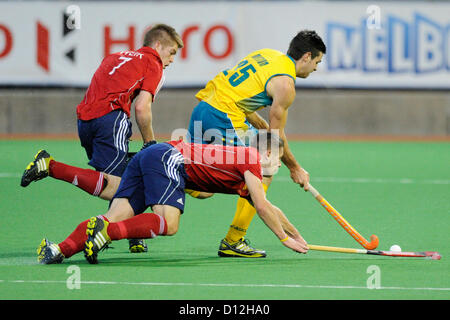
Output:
left=141, top=140, right=157, bottom=151
left=126, top=152, right=137, bottom=163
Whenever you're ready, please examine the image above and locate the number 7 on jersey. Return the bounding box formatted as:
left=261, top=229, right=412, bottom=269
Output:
left=109, top=57, right=132, bottom=75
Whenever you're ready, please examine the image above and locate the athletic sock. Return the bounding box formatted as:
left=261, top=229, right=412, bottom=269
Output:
left=49, top=160, right=106, bottom=197
left=225, top=183, right=269, bottom=244
left=58, top=215, right=109, bottom=258
left=107, top=213, right=167, bottom=240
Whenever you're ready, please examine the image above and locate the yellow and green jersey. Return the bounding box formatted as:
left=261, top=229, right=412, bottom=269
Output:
left=195, top=48, right=296, bottom=129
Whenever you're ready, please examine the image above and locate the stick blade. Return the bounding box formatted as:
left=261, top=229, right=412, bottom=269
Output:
left=365, top=235, right=379, bottom=250
left=424, top=251, right=442, bottom=260
left=378, top=250, right=441, bottom=260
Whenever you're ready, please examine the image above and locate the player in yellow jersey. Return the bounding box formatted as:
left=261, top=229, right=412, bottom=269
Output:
left=187, top=30, right=326, bottom=258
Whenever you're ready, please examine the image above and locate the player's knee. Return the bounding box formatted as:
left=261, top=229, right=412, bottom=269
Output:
left=153, top=204, right=181, bottom=236
left=165, top=222, right=178, bottom=236
left=165, top=215, right=180, bottom=235
left=99, top=173, right=121, bottom=201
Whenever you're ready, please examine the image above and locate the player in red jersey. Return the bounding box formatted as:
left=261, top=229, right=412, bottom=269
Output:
left=22, top=23, right=183, bottom=183
left=22, top=23, right=183, bottom=185
left=36, top=132, right=309, bottom=264
left=75, top=23, right=183, bottom=177
left=22, top=24, right=184, bottom=252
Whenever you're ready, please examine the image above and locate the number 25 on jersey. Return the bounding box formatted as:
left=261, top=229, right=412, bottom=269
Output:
left=224, top=60, right=256, bottom=87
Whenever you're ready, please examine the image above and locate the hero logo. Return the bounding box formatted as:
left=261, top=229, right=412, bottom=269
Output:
left=34, top=19, right=233, bottom=73
left=104, top=24, right=234, bottom=60
left=327, top=13, right=450, bottom=73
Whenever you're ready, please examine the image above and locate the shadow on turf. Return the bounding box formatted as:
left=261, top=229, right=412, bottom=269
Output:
left=1, top=247, right=408, bottom=267
left=56, top=253, right=390, bottom=268
left=65, top=255, right=273, bottom=267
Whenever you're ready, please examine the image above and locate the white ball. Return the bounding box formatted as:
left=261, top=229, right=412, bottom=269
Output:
left=389, top=244, right=402, bottom=252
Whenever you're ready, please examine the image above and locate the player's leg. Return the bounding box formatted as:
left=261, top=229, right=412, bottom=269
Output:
left=188, top=104, right=267, bottom=257
left=218, top=123, right=270, bottom=257
left=80, top=110, right=132, bottom=177
left=38, top=214, right=110, bottom=264
left=20, top=149, right=54, bottom=187
left=226, top=176, right=272, bottom=240
left=22, top=110, right=130, bottom=197
left=109, top=143, right=186, bottom=252
left=84, top=145, right=186, bottom=263
left=83, top=197, right=143, bottom=264
left=38, top=188, right=134, bottom=264
left=219, top=176, right=272, bottom=258
left=104, top=203, right=180, bottom=242
left=222, top=130, right=283, bottom=257
left=151, top=204, right=181, bottom=236
left=98, top=174, right=121, bottom=200
left=82, top=110, right=150, bottom=252
left=37, top=238, right=65, bottom=264
left=37, top=147, right=142, bottom=265
left=20, top=149, right=115, bottom=199
left=84, top=203, right=180, bottom=264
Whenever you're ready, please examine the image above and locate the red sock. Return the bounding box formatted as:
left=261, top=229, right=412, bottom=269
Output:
left=58, top=216, right=109, bottom=258
left=49, top=160, right=105, bottom=196
left=107, top=213, right=167, bottom=240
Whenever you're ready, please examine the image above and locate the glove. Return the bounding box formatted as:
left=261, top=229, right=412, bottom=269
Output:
left=141, top=140, right=157, bottom=151
left=126, top=152, right=137, bottom=163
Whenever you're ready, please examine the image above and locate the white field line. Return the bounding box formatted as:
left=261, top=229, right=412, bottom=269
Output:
left=0, top=173, right=21, bottom=178
left=0, top=279, right=449, bottom=292
left=1, top=172, right=449, bottom=185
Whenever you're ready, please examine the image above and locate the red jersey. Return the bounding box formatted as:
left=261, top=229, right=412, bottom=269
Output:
left=167, top=140, right=263, bottom=198
left=77, top=47, right=164, bottom=121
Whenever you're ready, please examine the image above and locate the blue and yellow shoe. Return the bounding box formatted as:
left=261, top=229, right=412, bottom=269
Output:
left=21, top=150, right=54, bottom=187
left=37, top=238, right=64, bottom=264
left=128, top=239, right=148, bottom=253
left=84, top=216, right=111, bottom=264
left=218, top=238, right=266, bottom=258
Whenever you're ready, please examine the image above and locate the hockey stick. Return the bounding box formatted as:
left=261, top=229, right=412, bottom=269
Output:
left=308, top=184, right=379, bottom=250
left=308, top=244, right=441, bottom=260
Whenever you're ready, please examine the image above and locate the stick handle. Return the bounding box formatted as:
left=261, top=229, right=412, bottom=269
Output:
left=308, top=244, right=367, bottom=254
left=308, top=184, right=320, bottom=198
left=308, top=184, right=357, bottom=232
left=308, top=184, right=379, bottom=250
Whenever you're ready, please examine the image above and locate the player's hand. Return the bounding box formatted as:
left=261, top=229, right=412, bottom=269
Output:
left=292, top=233, right=308, bottom=247
left=290, top=167, right=310, bottom=191
left=281, top=237, right=308, bottom=254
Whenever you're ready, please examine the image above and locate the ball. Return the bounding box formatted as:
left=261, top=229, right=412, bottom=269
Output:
left=389, top=244, right=402, bottom=252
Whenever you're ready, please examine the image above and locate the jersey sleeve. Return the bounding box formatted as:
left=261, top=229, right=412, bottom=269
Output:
left=141, top=58, right=163, bottom=99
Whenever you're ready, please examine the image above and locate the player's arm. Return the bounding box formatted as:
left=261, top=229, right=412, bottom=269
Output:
left=134, top=90, right=155, bottom=143
left=271, top=204, right=307, bottom=244
left=245, top=111, right=269, bottom=130
left=266, top=76, right=310, bottom=190
left=244, top=170, right=308, bottom=253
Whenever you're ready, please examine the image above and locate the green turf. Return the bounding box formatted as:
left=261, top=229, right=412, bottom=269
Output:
left=0, top=140, right=449, bottom=300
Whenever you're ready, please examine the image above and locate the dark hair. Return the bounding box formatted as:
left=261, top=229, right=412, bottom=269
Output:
left=143, top=24, right=184, bottom=48
left=287, top=30, right=326, bottom=60
left=251, top=130, right=284, bottom=152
